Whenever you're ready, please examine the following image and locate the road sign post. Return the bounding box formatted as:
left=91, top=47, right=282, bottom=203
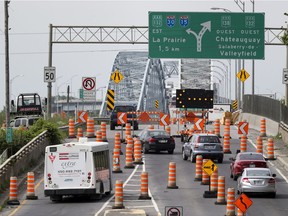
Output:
left=149, top=12, right=264, bottom=59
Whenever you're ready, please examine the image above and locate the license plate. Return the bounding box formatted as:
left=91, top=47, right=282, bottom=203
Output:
left=158, top=140, right=168, bottom=143
left=249, top=164, right=255, bottom=168
left=254, top=180, right=262, bottom=185
left=205, top=146, right=215, bottom=149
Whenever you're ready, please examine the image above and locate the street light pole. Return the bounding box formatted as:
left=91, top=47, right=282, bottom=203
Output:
left=211, top=65, right=228, bottom=102
left=10, top=74, right=24, bottom=101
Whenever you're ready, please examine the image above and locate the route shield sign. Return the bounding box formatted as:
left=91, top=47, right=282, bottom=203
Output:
left=149, top=12, right=265, bottom=59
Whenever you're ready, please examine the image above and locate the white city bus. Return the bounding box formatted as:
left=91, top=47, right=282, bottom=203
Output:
left=44, top=140, right=112, bottom=201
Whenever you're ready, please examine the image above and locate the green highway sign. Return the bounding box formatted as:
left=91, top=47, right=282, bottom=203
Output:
left=149, top=12, right=265, bottom=59
left=6, top=127, right=13, bottom=143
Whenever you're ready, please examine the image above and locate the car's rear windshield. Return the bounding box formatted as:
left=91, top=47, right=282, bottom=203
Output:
left=239, top=154, right=264, bottom=160
left=198, top=136, right=220, bottom=143
left=149, top=131, right=169, bottom=137
left=246, top=169, right=271, bottom=176
left=114, top=106, right=135, bottom=112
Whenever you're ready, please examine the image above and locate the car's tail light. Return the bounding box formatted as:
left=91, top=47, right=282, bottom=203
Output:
left=149, top=138, right=156, bottom=143
left=268, top=178, right=276, bottom=184
left=47, top=173, right=52, bottom=184
left=242, top=178, right=250, bottom=183
left=87, top=171, right=92, bottom=182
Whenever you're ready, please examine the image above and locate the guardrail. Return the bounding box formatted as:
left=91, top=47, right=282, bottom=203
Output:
left=0, top=130, right=49, bottom=187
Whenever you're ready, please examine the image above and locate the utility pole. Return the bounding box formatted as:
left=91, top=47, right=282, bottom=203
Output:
left=4, top=0, right=10, bottom=128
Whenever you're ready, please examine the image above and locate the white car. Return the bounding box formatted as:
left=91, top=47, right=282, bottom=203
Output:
left=237, top=168, right=276, bottom=198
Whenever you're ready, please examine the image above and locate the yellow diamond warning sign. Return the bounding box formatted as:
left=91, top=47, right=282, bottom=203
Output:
left=111, top=69, right=124, bottom=84
left=237, top=69, right=250, bottom=82
left=202, top=159, right=217, bottom=176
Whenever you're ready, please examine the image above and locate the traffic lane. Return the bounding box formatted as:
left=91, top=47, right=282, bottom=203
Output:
left=145, top=137, right=230, bottom=216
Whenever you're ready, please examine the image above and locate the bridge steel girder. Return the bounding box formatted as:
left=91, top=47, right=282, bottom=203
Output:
left=99, top=52, right=169, bottom=116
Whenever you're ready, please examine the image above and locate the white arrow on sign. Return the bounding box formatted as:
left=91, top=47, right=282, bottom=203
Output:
left=239, top=122, right=248, bottom=135
left=160, top=114, right=169, bottom=126
left=79, top=112, right=87, bottom=123
left=195, top=119, right=203, bottom=130
left=118, top=113, right=126, bottom=124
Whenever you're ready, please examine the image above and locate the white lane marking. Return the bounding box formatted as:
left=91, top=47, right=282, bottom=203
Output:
left=94, top=165, right=139, bottom=216
left=248, top=138, right=288, bottom=184
left=142, top=157, right=161, bottom=216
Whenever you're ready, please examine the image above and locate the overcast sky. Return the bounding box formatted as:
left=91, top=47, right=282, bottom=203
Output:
left=0, top=0, right=288, bottom=109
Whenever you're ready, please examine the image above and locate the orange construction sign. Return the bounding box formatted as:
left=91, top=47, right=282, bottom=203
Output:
left=186, top=112, right=196, bottom=123
left=139, top=111, right=150, bottom=123
left=194, top=118, right=204, bottom=131
left=238, top=122, right=249, bottom=135
left=234, top=193, right=253, bottom=213
left=117, top=112, right=127, bottom=125
left=78, top=111, right=88, bottom=123
left=159, top=112, right=170, bottom=126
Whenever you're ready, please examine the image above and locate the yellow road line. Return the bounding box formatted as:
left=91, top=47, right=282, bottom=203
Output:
left=8, top=178, right=44, bottom=216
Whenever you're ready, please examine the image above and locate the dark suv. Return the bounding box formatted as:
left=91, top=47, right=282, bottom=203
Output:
left=110, top=105, right=139, bottom=130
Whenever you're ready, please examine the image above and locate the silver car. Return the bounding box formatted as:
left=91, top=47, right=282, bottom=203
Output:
left=182, top=133, right=223, bottom=163
left=237, top=168, right=276, bottom=198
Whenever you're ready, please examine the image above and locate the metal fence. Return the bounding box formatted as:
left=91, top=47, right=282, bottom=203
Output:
left=243, top=94, right=288, bottom=125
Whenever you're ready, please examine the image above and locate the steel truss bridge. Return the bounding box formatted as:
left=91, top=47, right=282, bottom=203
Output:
left=48, top=25, right=286, bottom=117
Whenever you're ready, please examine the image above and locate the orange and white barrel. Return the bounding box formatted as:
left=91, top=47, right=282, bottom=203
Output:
left=139, top=172, right=151, bottom=200
left=237, top=208, right=244, bottom=216
left=210, top=168, right=218, bottom=192
left=112, top=180, right=125, bottom=209
left=256, top=136, right=263, bottom=154
left=201, top=159, right=210, bottom=185
left=114, top=132, right=122, bottom=153
left=215, top=176, right=226, bottom=205
left=101, top=122, right=107, bottom=141
left=225, top=187, right=235, bottom=216
left=133, top=138, right=143, bottom=164
left=112, top=148, right=122, bottom=173
left=7, top=176, right=20, bottom=205
left=214, top=119, right=221, bottom=137
left=194, top=155, right=203, bottom=181
left=68, top=119, right=76, bottom=138
left=86, top=118, right=95, bottom=138
left=267, top=138, right=275, bottom=160
left=77, top=128, right=83, bottom=140
left=125, top=123, right=132, bottom=143
left=167, top=162, right=178, bottom=189
left=124, top=142, right=134, bottom=169
left=96, top=130, right=102, bottom=142
left=26, top=172, right=38, bottom=200
left=260, top=118, right=267, bottom=137
left=240, top=135, right=247, bottom=153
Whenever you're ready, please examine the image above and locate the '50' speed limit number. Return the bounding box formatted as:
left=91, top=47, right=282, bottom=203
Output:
left=44, top=66, right=56, bottom=82
left=283, top=68, right=288, bottom=84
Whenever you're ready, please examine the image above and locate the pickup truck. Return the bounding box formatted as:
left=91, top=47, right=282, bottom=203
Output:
left=110, top=105, right=139, bottom=130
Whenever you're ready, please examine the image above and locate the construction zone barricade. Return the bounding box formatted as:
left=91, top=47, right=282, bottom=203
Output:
left=215, top=176, right=227, bottom=205
left=26, top=172, right=38, bottom=200
left=167, top=162, right=178, bottom=189
left=112, top=180, right=125, bottom=209
left=240, top=135, right=247, bottom=153
left=223, top=118, right=232, bottom=154
left=139, top=172, right=151, bottom=200
left=7, top=176, right=20, bottom=205
left=214, top=119, right=221, bottom=138
left=114, top=132, right=123, bottom=155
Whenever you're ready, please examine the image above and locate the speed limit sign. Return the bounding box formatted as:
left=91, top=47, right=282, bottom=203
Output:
left=44, top=66, right=56, bottom=82
left=283, top=68, right=288, bottom=84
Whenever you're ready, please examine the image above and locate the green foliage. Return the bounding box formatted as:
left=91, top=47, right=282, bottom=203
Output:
left=281, top=31, right=288, bottom=45
left=0, top=118, right=66, bottom=156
